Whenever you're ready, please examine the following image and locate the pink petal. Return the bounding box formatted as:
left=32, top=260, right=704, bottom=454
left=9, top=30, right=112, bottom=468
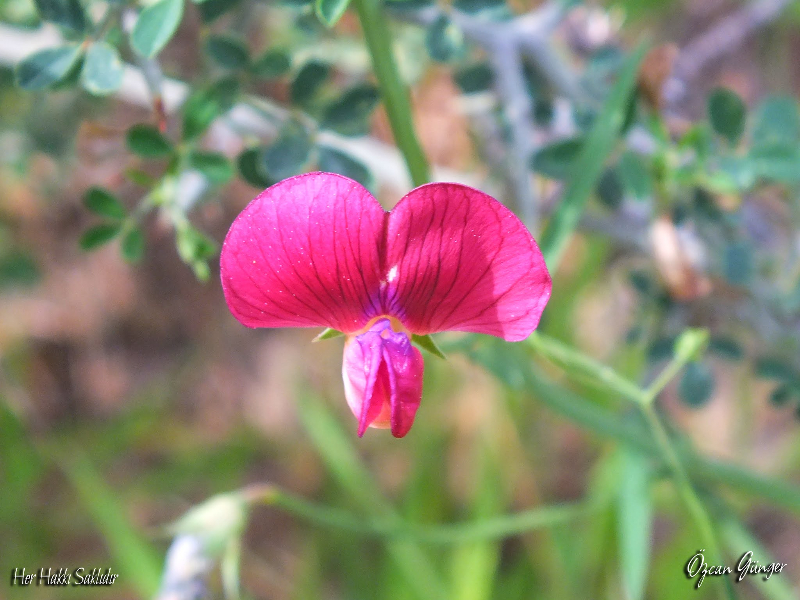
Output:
left=383, top=183, right=552, bottom=341
left=342, top=319, right=424, bottom=438
left=220, top=173, right=386, bottom=333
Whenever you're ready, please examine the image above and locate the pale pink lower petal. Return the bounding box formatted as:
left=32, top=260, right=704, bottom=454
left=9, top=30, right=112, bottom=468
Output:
left=383, top=183, right=552, bottom=341
left=220, top=173, right=385, bottom=333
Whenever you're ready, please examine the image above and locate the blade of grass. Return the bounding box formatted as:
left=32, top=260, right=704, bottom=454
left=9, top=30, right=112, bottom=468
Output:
left=539, top=43, right=647, bottom=272
left=296, top=393, right=448, bottom=600
left=618, top=448, right=653, bottom=600
left=58, top=451, right=162, bottom=598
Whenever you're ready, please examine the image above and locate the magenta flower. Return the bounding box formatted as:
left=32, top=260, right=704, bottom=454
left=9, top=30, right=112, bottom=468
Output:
left=220, top=172, right=551, bottom=438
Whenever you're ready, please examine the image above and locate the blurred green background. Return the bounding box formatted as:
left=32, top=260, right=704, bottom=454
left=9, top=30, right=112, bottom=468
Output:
left=1, top=0, right=800, bottom=598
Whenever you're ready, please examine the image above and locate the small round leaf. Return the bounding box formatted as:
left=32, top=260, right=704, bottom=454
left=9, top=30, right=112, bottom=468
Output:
left=16, top=45, right=83, bottom=90
left=678, top=361, right=715, bottom=407
left=80, top=223, right=121, bottom=250
left=126, top=124, right=173, bottom=158
left=81, top=42, right=124, bottom=96
left=707, top=88, right=745, bottom=146
left=83, top=187, right=126, bottom=220
left=130, top=0, right=184, bottom=59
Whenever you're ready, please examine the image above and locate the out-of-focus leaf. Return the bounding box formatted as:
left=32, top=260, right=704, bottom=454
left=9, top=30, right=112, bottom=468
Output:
left=182, top=77, right=240, bottom=140
left=454, top=62, right=493, bottom=94
left=596, top=167, right=624, bottom=209
left=618, top=151, right=651, bottom=201
left=130, top=0, right=184, bottom=58
left=754, top=358, right=794, bottom=382
left=453, top=0, right=507, bottom=17
left=197, top=0, right=242, bottom=22
left=290, top=60, right=331, bottom=107
left=707, top=88, right=746, bottom=146
left=769, top=384, right=794, bottom=407
left=678, top=361, right=715, bottom=407
left=176, top=224, right=217, bottom=281
left=126, top=124, right=173, bottom=158
left=34, top=0, right=87, bottom=32
left=320, top=84, right=380, bottom=136
left=83, top=187, right=126, bottom=220
left=16, top=45, right=82, bottom=90
left=250, top=49, right=291, bottom=79
left=261, top=127, right=312, bottom=181
left=749, top=143, right=800, bottom=184
left=81, top=42, right=124, bottom=95
left=722, top=240, right=753, bottom=286
left=425, top=15, right=464, bottom=63
left=80, top=223, right=121, bottom=250
left=752, top=96, right=800, bottom=148
left=121, top=227, right=145, bottom=263
left=708, top=337, right=744, bottom=361
left=237, top=147, right=272, bottom=188
left=317, top=146, right=373, bottom=190
left=538, top=45, right=647, bottom=269
left=618, top=449, right=652, bottom=600
left=530, top=137, right=584, bottom=180
left=316, top=0, right=350, bottom=27
left=205, top=35, right=249, bottom=70
left=0, top=251, right=40, bottom=288
left=189, top=151, right=234, bottom=184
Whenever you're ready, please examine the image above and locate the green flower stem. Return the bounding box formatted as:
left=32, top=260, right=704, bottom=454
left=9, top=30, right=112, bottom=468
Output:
left=353, top=0, right=430, bottom=186
left=528, top=329, right=730, bottom=599
left=247, top=485, right=589, bottom=543
left=527, top=331, right=643, bottom=404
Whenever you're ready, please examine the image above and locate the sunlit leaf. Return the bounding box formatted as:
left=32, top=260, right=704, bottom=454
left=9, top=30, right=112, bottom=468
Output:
left=130, top=0, right=184, bottom=58
left=81, top=42, right=124, bottom=96
left=16, top=45, right=83, bottom=90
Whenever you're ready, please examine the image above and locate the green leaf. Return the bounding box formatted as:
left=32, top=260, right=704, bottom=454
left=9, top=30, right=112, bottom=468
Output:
left=595, top=167, right=624, bottom=209
left=80, top=223, right=121, bottom=250
left=618, top=449, right=652, bottom=600
left=205, top=35, right=249, bottom=70
left=707, top=88, right=746, bottom=145
left=121, top=227, right=145, bottom=262
left=754, top=358, right=795, bottom=382
left=454, top=62, right=493, bottom=94
left=530, top=137, right=583, bottom=180
left=425, top=15, right=464, bottom=63
left=708, top=337, right=744, bottom=361
left=189, top=151, right=234, bottom=184
left=261, top=127, right=312, bottom=181
left=313, top=327, right=344, bottom=342
left=752, top=96, right=800, bottom=148
left=618, top=151, right=651, bottom=201
left=769, top=384, right=794, bottom=407
left=411, top=334, right=446, bottom=359
left=749, top=143, right=800, bottom=184
left=197, top=0, right=243, bottom=22
left=182, top=77, right=240, bottom=140
left=176, top=224, right=217, bottom=281
left=678, top=361, right=714, bottom=407
left=317, top=146, right=373, bottom=189
left=237, top=147, right=272, bottom=188
left=34, top=0, right=87, bottom=33
left=316, top=0, right=351, bottom=27
left=290, top=60, right=331, bottom=107
left=722, top=240, right=753, bottom=286
left=81, top=42, right=124, bottom=96
left=674, top=328, right=709, bottom=363
left=15, top=45, right=82, bottom=90
left=126, top=124, right=173, bottom=158
left=539, top=44, right=647, bottom=270
left=250, top=49, right=291, bottom=79
left=0, top=251, right=40, bottom=289
left=83, top=187, right=126, bottom=220
left=320, top=84, right=380, bottom=136
left=130, top=0, right=184, bottom=59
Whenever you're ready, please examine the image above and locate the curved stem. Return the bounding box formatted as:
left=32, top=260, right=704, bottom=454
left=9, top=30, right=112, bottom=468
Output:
left=353, top=0, right=430, bottom=186
left=249, top=487, right=589, bottom=543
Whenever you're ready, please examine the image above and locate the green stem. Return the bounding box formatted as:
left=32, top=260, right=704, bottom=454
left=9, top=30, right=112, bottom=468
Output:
left=528, top=331, right=643, bottom=404
left=639, top=404, right=734, bottom=600
left=254, top=488, right=589, bottom=543
left=353, top=0, right=430, bottom=186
